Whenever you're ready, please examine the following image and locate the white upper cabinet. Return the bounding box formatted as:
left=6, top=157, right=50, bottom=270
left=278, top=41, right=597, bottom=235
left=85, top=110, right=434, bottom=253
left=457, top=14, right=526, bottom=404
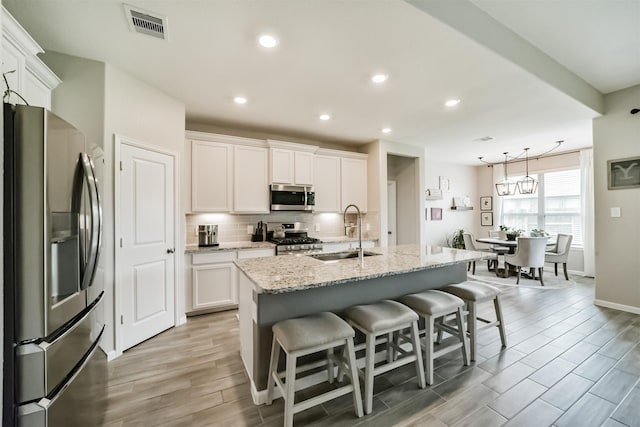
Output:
left=234, top=144, right=269, bottom=213
left=2, top=7, right=60, bottom=108
left=188, top=131, right=269, bottom=214
left=341, top=156, right=368, bottom=212
left=313, top=154, right=341, bottom=212
left=294, top=151, right=314, bottom=186
left=268, top=140, right=317, bottom=186
left=191, top=140, right=233, bottom=212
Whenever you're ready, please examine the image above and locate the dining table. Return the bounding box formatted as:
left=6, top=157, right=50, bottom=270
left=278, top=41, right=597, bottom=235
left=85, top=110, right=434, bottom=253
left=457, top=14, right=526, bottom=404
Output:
left=476, top=236, right=555, bottom=278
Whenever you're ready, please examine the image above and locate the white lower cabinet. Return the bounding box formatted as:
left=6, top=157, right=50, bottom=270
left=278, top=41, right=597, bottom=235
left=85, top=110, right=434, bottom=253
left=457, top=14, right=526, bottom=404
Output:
left=187, top=247, right=275, bottom=315
left=187, top=251, right=237, bottom=314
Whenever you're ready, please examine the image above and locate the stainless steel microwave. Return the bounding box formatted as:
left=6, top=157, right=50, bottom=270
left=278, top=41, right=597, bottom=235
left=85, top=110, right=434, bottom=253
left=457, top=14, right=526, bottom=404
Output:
left=270, top=184, right=315, bottom=211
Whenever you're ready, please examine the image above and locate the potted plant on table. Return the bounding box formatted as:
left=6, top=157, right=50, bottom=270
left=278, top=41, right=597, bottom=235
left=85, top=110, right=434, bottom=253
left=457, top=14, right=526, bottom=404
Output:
left=530, top=228, right=549, bottom=237
left=505, top=228, right=523, bottom=241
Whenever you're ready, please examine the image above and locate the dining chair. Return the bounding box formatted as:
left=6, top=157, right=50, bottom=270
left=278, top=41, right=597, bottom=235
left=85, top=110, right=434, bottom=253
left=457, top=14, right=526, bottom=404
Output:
left=504, top=237, right=547, bottom=286
left=545, top=234, right=573, bottom=280
left=462, top=233, right=495, bottom=274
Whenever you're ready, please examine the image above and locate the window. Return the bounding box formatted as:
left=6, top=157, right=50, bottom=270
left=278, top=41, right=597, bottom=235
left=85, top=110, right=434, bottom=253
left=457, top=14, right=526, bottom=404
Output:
left=501, top=169, right=582, bottom=245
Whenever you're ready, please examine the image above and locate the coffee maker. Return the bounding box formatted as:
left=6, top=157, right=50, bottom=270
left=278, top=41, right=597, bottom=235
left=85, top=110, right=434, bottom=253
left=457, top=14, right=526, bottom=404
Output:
left=198, top=224, right=219, bottom=246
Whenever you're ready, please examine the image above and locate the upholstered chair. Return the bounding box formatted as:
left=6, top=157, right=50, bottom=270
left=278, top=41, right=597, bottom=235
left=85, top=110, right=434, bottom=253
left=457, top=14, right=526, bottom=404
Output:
left=545, top=234, right=573, bottom=280
left=505, top=237, right=548, bottom=285
left=462, top=233, right=496, bottom=274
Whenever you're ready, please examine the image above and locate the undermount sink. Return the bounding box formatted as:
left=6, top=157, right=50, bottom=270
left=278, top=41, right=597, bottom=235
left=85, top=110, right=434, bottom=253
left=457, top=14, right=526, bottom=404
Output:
left=307, top=250, right=380, bottom=262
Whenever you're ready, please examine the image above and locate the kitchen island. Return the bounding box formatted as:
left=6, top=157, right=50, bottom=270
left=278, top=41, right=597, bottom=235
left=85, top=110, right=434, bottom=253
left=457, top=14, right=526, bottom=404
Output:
left=235, top=244, right=492, bottom=404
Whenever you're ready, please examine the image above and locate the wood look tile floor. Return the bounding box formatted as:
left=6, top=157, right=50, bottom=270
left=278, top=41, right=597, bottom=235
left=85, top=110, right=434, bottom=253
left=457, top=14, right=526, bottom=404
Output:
left=103, top=276, right=640, bottom=427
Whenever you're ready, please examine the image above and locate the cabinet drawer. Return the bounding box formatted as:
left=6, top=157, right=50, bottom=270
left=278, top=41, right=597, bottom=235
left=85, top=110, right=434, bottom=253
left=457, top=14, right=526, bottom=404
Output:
left=192, top=251, right=236, bottom=265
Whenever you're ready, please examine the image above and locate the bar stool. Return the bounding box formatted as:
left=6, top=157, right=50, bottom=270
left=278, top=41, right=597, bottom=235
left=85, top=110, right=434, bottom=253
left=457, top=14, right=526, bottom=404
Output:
left=266, top=312, right=363, bottom=427
left=343, top=300, right=425, bottom=414
left=441, top=281, right=507, bottom=361
left=400, top=290, right=469, bottom=385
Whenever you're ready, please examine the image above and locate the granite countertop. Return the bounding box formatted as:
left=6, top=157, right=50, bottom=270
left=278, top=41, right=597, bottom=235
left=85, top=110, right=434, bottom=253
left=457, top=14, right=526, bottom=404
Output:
left=185, top=241, right=275, bottom=254
left=235, top=245, right=493, bottom=294
left=319, top=236, right=378, bottom=243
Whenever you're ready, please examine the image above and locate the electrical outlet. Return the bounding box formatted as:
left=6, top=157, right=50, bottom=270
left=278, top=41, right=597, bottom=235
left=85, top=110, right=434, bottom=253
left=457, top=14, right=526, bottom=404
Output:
left=315, top=223, right=320, bottom=232
left=247, top=225, right=254, bottom=234
left=366, top=223, right=371, bottom=231
left=194, top=226, right=198, bottom=236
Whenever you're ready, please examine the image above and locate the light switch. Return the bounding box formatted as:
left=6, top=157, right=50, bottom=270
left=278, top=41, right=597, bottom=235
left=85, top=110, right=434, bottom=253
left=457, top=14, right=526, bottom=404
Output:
left=315, top=224, right=320, bottom=232
left=611, top=207, right=621, bottom=218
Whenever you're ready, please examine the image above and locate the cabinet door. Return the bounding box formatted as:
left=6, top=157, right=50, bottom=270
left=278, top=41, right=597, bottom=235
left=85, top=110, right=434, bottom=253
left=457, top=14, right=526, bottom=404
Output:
left=341, top=158, right=367, bottom=212
left=192, top=263, right=238, bottom=310
left=294, top=151, right=314, bottom=185
left=191, top=140, right=233, bottom=212
left=313, top=155, right=341, bottom=212
left=270, top=148, right=294, bottom=184
left=234, top=145, right=269, bottom=213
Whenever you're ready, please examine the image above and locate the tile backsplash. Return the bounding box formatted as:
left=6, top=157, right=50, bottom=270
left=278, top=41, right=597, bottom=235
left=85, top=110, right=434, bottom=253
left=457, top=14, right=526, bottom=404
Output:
left=186, top=211, right=379, bottom=245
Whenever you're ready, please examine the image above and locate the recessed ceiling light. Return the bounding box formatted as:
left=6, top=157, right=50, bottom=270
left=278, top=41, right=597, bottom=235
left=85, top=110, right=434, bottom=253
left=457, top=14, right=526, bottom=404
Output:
left=258, top=34, right=279, bottom=48
left=382, top=127, right=392, bottom=134
left=233, top=96, right=247, bottom=104
left=319, top=114, right=331, bottom=121
left=371, top=73, right=388, bottom=84
left=445, top=99, right=461, bottom=107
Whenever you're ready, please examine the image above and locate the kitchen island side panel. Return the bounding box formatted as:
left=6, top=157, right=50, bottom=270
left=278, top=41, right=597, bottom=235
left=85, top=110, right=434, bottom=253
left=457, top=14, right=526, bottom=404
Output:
left=252, top=263, right=466, bottom=391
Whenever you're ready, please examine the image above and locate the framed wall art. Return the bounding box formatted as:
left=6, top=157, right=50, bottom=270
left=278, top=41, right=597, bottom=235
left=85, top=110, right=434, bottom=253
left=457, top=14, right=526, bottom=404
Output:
left=431, top=207, right=443, bottom=221
left=481, top=211, right=493, bottom=226
left=608, top=156, right=640, bottom=190
left=480, top=196, right=492, bottom=211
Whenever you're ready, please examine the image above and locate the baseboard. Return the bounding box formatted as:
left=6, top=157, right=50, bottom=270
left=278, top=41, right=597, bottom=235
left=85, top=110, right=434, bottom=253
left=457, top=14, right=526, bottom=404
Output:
left=106, top=349, right=122, bottom=361
left=594, top=299, right=640, bottom=315
left=177, top=314, right=187, bottom=326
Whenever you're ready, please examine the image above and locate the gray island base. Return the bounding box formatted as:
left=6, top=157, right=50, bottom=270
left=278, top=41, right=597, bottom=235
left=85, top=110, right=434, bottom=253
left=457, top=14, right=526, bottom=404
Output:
left=235, top=245, right=492, bottom=404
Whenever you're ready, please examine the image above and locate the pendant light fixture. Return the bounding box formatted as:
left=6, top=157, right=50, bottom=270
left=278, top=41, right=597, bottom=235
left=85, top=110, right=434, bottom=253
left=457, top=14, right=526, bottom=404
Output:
left=517, top=147, right=538, bottom=194
left=495, top=152, right=517, bottom=196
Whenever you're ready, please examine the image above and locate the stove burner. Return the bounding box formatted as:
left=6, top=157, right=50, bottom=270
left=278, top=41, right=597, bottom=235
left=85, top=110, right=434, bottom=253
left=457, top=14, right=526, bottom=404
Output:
left=268, top=233, right=323, bottom=255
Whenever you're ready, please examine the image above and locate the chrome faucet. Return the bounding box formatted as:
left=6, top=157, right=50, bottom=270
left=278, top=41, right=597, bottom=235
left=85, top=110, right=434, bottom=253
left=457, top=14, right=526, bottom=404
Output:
left=343, top=204, right=363, bottom=260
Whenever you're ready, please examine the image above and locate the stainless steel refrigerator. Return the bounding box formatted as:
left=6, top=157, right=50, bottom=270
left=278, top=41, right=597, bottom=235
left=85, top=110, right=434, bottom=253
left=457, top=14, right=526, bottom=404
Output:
left=3, top=103, right=107, bottom=426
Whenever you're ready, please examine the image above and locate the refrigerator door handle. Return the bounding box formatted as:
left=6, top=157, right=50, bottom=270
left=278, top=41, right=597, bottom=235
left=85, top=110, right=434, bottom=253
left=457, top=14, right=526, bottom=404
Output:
left=78, top=153, right=102, bottom=290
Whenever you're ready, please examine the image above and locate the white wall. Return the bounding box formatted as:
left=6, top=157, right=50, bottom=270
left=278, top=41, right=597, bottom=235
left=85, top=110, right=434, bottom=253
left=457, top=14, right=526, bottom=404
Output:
left=368, top=140, right=425, bottom=247
left=424, top=159, right=479, bottom=247
left=40, top=53, right=186, bottom=356
left=593, top=84, right=640, bottom=313
left=388, top=155, right=418, bottom=244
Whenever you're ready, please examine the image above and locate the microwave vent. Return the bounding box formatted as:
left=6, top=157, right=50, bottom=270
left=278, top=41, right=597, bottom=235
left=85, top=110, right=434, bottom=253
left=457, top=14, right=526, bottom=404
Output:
left=124, top=4, right=168, bottom=40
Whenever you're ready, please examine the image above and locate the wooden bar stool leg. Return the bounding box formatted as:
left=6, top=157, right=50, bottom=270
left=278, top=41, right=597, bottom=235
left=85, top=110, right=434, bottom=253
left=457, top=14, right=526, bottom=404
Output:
left=266, top=335, right=280, bottom=405
left=424, top=315, right=434, bottom=385
left=327, top=347, right=334, bottom=384
left=410, top=321, right=426, bottom=389
left=455, top=307, right=469, bottom=366
left=364, top=334, right=376, bottom=415
left=494, top=296, right=507, bottom=348
left=468, top=302, right=478, bottom=362
left=386, top=332, right=394, bottom=363
left=284, top=352, right=297, bottom=427
left=346, top=338, right=364, bottom=418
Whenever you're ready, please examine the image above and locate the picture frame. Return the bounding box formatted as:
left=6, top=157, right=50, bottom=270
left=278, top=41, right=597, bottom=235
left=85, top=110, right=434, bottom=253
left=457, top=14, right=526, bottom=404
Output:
left=481, top=211, right=493, bottom=226
left=439, top=176, right=450, bottom=192
left=480, top=196, right=492, bottom=211
left=608, top=156, right=640, bottom=190
left=431, top=207, right=443, bottom=221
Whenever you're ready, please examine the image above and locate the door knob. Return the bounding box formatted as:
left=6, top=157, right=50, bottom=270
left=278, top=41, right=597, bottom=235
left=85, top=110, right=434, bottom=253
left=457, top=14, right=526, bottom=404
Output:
left=167, top=248, right=175, bottom=254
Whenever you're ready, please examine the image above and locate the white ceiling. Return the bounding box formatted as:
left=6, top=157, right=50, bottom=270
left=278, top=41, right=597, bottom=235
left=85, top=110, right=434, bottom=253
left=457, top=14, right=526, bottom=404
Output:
left=4, top=0, right=639, bottom=165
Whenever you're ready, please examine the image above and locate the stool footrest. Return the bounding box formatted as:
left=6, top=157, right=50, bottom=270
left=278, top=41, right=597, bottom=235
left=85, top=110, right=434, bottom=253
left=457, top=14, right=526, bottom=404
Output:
left=293, top=383, right=356, bottom=414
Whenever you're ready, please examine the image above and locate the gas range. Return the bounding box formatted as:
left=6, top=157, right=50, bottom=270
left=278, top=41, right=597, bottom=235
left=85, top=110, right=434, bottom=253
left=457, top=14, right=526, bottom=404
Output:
left=268, top=235, right=323, bottom=255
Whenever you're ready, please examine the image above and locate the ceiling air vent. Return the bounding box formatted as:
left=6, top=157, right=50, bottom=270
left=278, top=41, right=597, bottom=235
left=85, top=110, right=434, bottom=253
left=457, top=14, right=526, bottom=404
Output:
left=124, top=4, right=168, bottom=40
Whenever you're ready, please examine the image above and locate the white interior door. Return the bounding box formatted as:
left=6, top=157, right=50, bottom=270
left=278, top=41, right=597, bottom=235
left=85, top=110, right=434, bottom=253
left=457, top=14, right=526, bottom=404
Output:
left=120, top=143, right=175, bottom=351
left=387, top=181, right=397, bottom=246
